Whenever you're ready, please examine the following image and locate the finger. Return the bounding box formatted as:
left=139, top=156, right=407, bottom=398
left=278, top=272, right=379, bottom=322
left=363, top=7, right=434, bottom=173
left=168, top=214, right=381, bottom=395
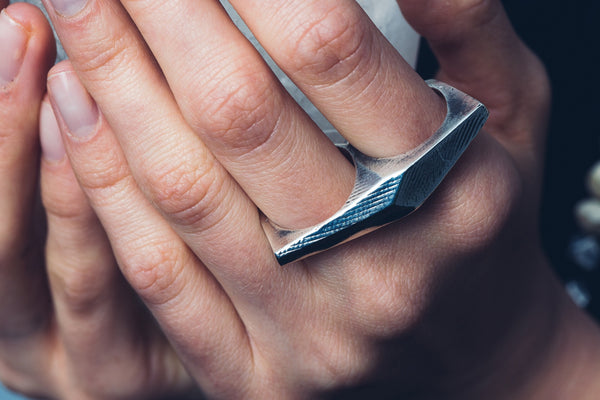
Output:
left=0, top=4, right=56, bottom=397
left=397, top=0, right=551, bottom=206
left=0, top=2, right=54, bottom=338
left=397, top=0, right=551, bottom=144
left=40, top=99, right=184, bottom=398
left=119, top=0, right=444, bottom=158
left=42, top=0, right=317, bottom=308
left=44, top=5, right=326, bottom=390
left=218, top=0, right=447, bottom=157
left=44, top=0, right=355, bottom=231
left=47, top=62, right=255, bottom=398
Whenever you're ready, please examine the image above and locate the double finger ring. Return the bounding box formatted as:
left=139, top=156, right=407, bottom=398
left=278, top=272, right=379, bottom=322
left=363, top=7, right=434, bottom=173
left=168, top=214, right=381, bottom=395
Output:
left=262, top=80, right=488, bottom=265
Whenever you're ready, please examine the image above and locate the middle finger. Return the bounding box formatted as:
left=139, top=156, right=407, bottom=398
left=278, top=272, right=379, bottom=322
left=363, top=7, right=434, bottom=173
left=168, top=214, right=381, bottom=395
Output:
left=42, top=0, right=313, bottom=315
left=47, top=0, right=356, bottom=231
left=122, top=0, right=446, bottom=159
left=114, top=0, right=449, bottom=246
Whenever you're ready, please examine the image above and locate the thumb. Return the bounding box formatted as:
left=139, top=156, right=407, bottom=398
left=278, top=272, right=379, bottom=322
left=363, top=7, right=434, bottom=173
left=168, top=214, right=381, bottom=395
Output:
left=398, top=0, right=550, bottom=145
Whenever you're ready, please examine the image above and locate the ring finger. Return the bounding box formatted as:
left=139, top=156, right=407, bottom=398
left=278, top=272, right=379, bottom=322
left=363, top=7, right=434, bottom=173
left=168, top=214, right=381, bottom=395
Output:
left=40, top=99, right=180, bottom=398
left=44, top=0, right=356, bottom=233
left=42, top=0, right=453, bottom=297
left=118, top=0, right=446, bottom=222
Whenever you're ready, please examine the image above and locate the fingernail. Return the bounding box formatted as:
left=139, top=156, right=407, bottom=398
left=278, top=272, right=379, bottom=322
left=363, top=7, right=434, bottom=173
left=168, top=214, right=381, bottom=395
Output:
left=40, top=101, right=66, bottom=161
left=48, top=0, right=89, bottom=17
left=48, top=71, right=99, bottom=138
left=0, top=10, right=28, bottom=88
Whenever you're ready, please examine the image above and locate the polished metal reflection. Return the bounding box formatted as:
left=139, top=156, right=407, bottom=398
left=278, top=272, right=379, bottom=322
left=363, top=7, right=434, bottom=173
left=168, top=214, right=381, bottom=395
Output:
left=262, top=80, right=489, bottom=265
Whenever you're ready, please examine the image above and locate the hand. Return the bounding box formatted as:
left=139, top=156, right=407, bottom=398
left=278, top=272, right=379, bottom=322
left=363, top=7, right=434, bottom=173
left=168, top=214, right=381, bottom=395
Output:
left=0, top=3, right=196, bottom=399
left=23, top=0, right=600, bottom=398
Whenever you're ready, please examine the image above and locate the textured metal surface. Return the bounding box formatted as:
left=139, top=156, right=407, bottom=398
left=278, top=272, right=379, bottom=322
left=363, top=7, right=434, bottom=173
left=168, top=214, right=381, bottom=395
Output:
left=262, top=80, right=489, bottom=265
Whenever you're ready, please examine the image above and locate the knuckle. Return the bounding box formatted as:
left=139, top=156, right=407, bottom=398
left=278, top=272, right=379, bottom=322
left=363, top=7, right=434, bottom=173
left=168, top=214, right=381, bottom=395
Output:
left=146, top=151, right=225, bottom=227
left=197, top=65, right=282, bottom=157
left=76, top=148, right=131, bottom=192
left=49, top=265, right=111, bottom=315
left=121, top=239, right=186, bottom=306
left=71, top=25, right=132, bottom=82
left=282, top=5, right=372, bottom=84
left=76, top=155, right=134, bottom=205
left=440, top=144, right=523, bottom=252
left=353, top=271, right=426, bottom=336
left=300, top=338, right=366, bottom=389
left=43, top=198, right=86, bottom=223
left=42, top=183, right=93, bottom=223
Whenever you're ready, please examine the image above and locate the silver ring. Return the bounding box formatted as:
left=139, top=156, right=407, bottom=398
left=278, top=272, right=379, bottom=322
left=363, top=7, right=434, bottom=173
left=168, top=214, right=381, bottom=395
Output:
left=262, top=80, right=489, bottom=265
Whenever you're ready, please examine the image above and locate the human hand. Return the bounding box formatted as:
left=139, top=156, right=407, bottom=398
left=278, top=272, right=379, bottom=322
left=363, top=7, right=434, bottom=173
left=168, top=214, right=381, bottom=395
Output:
left=0, top=3, right=198, bottom=399
left=26, top=0, right=599, bottom=398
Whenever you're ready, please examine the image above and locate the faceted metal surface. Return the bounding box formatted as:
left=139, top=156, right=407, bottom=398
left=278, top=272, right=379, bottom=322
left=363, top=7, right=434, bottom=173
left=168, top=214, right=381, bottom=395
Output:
left=262, top=80, right=489, bottom=265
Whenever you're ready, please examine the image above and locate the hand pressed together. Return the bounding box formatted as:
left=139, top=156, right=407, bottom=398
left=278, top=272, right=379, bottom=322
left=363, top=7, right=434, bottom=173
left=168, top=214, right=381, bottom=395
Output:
left=3, top=0, right=600, bottom=399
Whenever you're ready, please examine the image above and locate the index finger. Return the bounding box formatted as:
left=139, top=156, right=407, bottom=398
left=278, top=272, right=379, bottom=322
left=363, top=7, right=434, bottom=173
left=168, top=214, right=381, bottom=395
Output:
left=0, top=2, right=54, bottom=339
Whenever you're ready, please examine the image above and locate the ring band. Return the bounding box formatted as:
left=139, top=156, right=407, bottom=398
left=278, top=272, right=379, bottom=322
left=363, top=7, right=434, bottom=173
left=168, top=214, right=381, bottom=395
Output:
left=262, top=80, right=489, bottom=265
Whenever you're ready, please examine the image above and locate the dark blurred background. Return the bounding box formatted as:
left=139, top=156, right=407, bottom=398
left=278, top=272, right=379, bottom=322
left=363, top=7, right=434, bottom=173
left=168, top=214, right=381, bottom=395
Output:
left=506, top=0, right=600, bottom=320
left=418, top=0, right=600, bottom=320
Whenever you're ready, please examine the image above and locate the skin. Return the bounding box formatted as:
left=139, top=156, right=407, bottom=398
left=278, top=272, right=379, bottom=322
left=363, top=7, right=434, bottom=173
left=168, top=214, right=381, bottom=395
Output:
left=0, top=3, right=194, bottom=399
left=1, top=0, right=600, bottom=399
